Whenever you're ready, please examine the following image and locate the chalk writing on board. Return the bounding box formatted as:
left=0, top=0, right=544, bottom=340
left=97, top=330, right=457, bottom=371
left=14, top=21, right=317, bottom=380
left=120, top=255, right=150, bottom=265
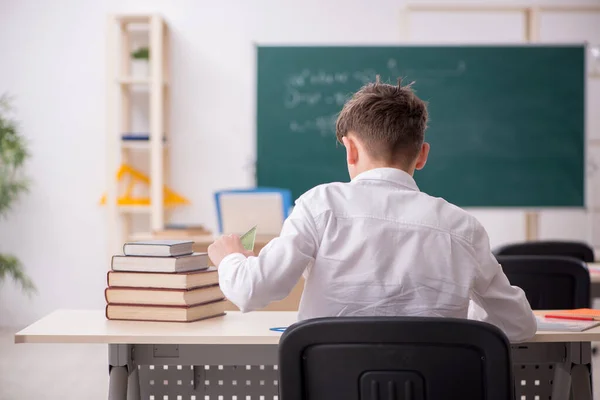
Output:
left=285, top=89, right=352, bottom=109
left=285, top=89, right=322, bottom=108
left=283, top=59, right=468, bottom=136
left=287, top=70, right=350, bottom=88
left=289, top=113, right=338, bottom=136
left=286, top=60, right=467, bottom=92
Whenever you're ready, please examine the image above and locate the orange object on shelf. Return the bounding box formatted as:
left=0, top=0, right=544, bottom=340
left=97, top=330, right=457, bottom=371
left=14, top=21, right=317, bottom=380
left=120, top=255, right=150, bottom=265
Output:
left=99, top=164, right=189, bottom=206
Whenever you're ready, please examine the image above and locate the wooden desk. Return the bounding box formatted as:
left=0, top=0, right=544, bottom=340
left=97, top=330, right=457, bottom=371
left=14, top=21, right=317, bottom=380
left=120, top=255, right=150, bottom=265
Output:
left=15, top=310, right=596, bottom=400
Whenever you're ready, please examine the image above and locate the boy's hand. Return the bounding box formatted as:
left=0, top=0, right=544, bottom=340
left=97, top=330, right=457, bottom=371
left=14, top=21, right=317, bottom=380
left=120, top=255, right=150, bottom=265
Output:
left=208, top=234, right=254, bottom=266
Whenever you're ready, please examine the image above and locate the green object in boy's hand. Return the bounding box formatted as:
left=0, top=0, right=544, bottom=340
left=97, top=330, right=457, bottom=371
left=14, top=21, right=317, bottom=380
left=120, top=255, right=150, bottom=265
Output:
left=240, top=226, right=257, bottom=252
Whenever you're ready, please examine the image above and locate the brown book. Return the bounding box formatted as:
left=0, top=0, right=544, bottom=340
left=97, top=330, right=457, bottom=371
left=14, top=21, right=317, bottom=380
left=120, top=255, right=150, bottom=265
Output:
left=105, top=284, right=224, bottom=306
left=107, top=267, right=218, bottom=290
left=105, top=299, right=227, bottom=322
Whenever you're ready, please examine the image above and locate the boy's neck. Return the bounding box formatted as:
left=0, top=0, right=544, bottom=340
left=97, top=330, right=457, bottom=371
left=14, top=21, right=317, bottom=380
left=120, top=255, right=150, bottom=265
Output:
left=356, top=161, right=415, bottom=177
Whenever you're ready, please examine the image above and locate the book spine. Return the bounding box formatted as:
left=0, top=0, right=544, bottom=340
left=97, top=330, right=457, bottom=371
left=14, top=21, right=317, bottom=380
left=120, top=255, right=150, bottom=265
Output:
left=106, top=271, right=111, bottom=286
left=104, top=287, right=110, bottom=303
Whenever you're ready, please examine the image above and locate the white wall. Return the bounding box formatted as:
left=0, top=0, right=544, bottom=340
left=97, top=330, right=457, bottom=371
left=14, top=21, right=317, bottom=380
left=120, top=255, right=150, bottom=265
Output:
left=0, top=0, right=599, bottom=327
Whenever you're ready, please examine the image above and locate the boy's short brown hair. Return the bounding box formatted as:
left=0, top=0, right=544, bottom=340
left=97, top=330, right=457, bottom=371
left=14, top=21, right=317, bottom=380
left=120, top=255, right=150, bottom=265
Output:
left=336, top=78, right=428, bottom=166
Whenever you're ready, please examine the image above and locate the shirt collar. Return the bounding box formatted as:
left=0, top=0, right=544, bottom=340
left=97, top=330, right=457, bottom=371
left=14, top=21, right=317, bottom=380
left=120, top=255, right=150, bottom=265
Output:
left=351, top=168, right=420, bottom=192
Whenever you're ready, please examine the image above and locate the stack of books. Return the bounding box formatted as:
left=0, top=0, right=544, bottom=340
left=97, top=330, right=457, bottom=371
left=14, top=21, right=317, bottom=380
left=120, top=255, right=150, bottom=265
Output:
left=105, top=240, right=227, bottom=322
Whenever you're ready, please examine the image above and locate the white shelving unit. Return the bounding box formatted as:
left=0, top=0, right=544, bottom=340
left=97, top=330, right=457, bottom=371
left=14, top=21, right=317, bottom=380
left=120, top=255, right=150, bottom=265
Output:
left=402, top=3, right=600, bottom=247
left=105, top=14, right=171, bottom=256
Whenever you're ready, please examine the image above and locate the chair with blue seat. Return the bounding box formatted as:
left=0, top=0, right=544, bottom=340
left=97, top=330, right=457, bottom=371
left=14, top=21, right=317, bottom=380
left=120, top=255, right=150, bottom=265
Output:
left=278, top=316, right=514, bottom=400
left=214, top=187, right=292, bottom=235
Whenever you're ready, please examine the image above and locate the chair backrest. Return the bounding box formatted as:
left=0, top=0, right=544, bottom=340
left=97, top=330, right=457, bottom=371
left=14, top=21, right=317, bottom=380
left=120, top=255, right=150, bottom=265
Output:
left=279, top=317, right=514, bottom=400
left=493, top=240, right=595, bottom=262
left=496, top=255, right=590, bottom=309
left=213, top=187, right=292, bottom=234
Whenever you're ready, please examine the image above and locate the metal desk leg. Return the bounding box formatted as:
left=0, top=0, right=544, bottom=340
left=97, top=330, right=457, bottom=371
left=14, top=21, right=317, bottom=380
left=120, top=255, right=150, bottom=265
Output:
left=551, top=342, right=592, bottom=400
left=109, top=344, right=136, bottom=400
left=127, top=366, right=141, bottom=400
left=109, top=366, right=128, bottom=400
left=571, top=364, right=592, bottom=400
left=571, top=342, right=593, bottom=400
left=550, top=362, right=572, bottom=400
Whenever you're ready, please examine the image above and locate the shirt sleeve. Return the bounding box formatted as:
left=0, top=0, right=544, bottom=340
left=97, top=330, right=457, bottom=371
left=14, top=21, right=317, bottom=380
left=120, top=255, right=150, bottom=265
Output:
left=217, top=200, right=320, bottom=312
left=468, top=222, right=538, bottom=342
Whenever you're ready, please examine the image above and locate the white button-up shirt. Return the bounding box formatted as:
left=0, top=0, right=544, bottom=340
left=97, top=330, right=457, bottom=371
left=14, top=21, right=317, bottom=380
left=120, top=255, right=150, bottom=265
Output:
left=218, top=168, right=537, bottom=342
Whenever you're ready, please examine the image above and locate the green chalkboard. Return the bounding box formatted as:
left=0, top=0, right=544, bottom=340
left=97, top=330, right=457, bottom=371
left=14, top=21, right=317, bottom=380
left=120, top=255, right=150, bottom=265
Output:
left=256, top=45, right=585, bottom=207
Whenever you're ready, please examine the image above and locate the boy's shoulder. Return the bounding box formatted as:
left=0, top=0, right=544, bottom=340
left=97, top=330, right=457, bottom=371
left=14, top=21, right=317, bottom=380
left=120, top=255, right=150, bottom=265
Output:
left=293, top=181, right=348, bottom=214
left=424, top=194, right=485, bottom=243
left=296, top=181, right=347, bottom=202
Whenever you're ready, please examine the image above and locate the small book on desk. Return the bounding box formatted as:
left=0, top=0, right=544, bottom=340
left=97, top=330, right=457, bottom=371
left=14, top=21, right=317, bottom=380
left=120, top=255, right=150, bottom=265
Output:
left=107, top=267, right=218, bottom=290
left=111, top=253, right=208, bottom=273
left=106, top=299, right=227, bottom=322
left=123, top=240, right=194, bottom=257
left=105, top=284, right=224, bottom=306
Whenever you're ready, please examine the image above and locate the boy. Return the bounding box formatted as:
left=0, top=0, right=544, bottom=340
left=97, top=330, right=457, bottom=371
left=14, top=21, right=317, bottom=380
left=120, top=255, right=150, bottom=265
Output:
left=208, top=78, right=537, bottom=342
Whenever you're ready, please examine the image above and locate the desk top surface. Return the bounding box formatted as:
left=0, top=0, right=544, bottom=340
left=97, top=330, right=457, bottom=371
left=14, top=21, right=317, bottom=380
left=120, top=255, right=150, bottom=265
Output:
left=14, top=309, right=600, bottom=345
left=15, top=310, right=296, bottom=345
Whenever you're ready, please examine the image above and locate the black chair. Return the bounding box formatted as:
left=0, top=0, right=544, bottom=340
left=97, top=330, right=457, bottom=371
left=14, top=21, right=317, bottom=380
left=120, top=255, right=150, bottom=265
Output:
left=496, top=255, right=590, bottom=309
left=493, top=240, right=594, bottom=263
left=279, top=317, right=514, bottom=400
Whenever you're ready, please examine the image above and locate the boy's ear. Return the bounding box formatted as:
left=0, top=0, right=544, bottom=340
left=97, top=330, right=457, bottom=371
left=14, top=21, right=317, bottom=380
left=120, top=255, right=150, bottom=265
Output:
left=414, top=142, right=430, bottom=171
left=342, top=136, right=358, bottom=166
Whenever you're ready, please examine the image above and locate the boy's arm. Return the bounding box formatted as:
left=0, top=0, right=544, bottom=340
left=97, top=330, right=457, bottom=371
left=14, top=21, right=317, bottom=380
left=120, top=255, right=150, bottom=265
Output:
left=468, top=222, right=537, bottom=342
left=210, top=201, right=319, bottom=312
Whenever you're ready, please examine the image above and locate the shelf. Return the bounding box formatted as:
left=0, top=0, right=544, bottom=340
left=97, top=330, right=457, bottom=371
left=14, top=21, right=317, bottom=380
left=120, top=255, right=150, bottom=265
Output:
left=114, top=14, right=153, bottom=24
left=116, top=77, right=168, bottom=85
left=107, top=13, right=171, bottom=255
left=118, top=205, right=152, bottom=214
left=121, top=141, right=168, bottom=150
left=118, top=204, right=181, bottom=214
left=117, top=77, right=149, bottom=85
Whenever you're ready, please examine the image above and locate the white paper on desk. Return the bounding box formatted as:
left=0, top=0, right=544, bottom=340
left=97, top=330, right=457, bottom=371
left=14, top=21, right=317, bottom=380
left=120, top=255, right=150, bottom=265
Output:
left=535, top=316, right=600, bottom=332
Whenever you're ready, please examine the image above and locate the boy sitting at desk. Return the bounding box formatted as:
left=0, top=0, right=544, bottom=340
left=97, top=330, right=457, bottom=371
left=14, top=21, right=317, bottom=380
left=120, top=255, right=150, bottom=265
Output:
left=208, top=78, right=537, bottom=342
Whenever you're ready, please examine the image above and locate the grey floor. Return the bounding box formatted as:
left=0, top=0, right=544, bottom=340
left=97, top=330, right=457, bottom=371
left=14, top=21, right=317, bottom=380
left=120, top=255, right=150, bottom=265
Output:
left=2, top=326, right=600, bottom=400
